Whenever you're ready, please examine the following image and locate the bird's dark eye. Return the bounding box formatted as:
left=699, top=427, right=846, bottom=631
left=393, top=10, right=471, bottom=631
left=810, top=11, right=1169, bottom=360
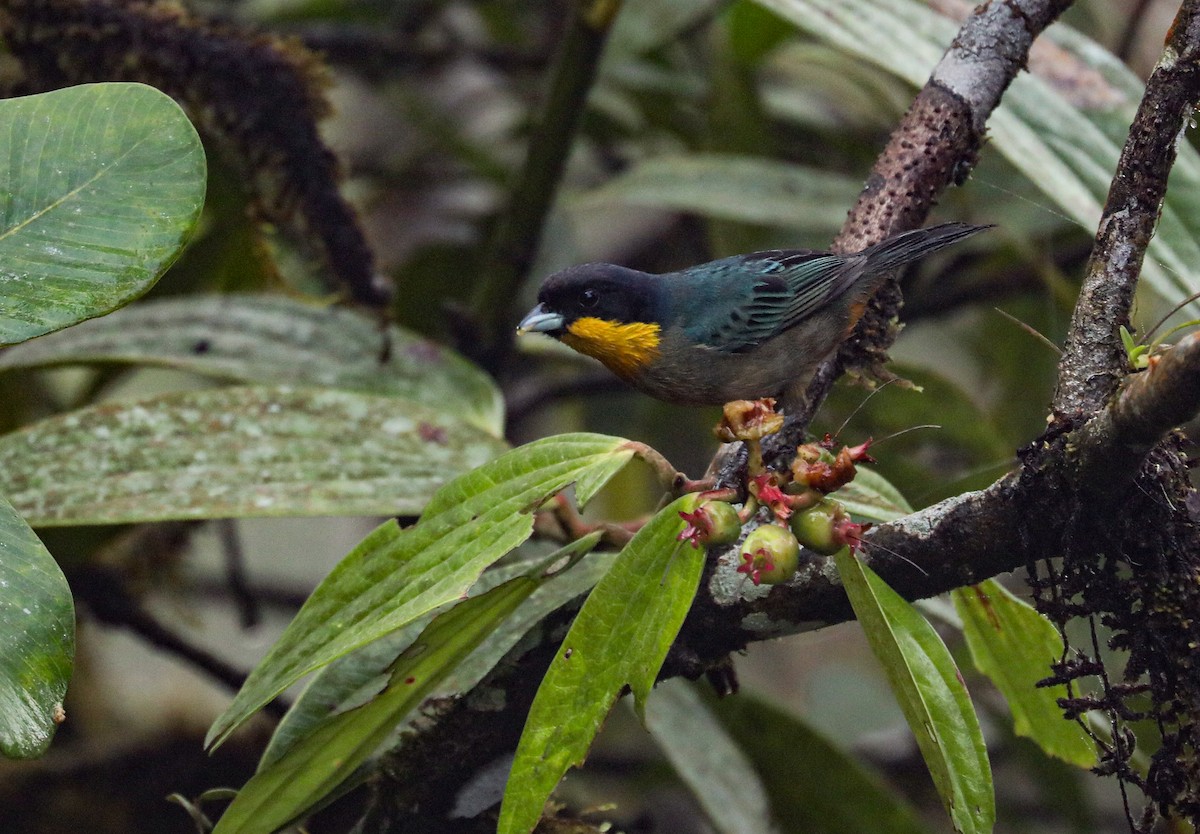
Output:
left=579, top=288, right=599, bottom=308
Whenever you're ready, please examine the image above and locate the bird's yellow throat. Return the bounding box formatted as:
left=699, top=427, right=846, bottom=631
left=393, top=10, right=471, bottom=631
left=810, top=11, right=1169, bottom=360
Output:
left=562, top=317, right=661, bottom=378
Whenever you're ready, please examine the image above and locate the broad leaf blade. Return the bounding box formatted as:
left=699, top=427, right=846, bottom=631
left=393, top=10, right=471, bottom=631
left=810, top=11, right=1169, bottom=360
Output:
left=0, top=83, right=205, bottom=344
left=835, top=549, right=994, bottom=834
left=837, top=468, right=913, bottom=523
left=206, top=433, right=635, bottom=749
left=0, top=495, right=74, bottom=758
left=708, top=689, right=930, bottom=834
left=0, top=385, right=508, bottom=526
left=213, top=576, right=538, bottom=834
left=0, top=295, right=504, bottom=434
left=953, top=581, right=1094, bottom=768
left=499, top=495, right=705, bottom=834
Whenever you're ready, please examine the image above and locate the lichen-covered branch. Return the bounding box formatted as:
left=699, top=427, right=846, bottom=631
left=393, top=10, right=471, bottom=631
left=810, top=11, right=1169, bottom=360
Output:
left=1053, top=1, right=1200, bottom=416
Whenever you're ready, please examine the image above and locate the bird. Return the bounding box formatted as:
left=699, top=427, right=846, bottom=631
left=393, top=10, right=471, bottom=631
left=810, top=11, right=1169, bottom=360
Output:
left=517, top=222, right=990, bottom=408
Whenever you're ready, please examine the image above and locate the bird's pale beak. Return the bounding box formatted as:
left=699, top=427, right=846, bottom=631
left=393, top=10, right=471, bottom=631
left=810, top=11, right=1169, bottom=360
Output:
left=516, top=303, right=565, bottom=335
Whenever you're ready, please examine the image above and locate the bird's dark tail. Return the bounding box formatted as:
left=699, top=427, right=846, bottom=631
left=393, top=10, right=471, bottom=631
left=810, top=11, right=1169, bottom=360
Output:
left=859, top=222, right=992, bottom=273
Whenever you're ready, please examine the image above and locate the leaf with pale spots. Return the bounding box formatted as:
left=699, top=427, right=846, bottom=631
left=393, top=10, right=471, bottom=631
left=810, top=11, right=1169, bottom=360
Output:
left=0, top=385, right=508, bottom=526
left=212, top=574, right=539, bottom=834
left=835, top=548, right=993, bottom=834
left=0, top=494, right=74, bottom=758
left=206, top=433, right=635, bottom=749
left=499, top=494, right=705, bottom=834
left=0, top=83, right=204, bottom=345
left=0, top=294, right=504, bottom=435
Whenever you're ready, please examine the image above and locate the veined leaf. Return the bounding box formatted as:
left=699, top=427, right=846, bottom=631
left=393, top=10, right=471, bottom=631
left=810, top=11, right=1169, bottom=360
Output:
left=953, top=581, right=1094, bottom=768
left=0, top=385, right=508, bottom=526
left=259, top=535, right=610, bottom=770
left=206, top=433, right=635, bottom=749
left=0, top=495, right=73, bottom=758
left=499, top=495, right=705, bottom=834
left=212, top=575, right=539, bottom=834
left=0, top=83, right=204, bottom=344
left=837, top=467, right=913, bottom=523
left=835, top=548, right=994, bottom=834
left=0, top=295, right=504, bottom=435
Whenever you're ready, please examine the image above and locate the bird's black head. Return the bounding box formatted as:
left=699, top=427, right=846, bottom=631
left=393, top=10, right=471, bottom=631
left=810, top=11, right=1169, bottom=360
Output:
left=530, top=263, right=662, bottom=333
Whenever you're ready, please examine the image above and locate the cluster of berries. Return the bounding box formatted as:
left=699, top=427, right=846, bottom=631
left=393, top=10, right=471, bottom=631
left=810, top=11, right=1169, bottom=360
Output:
left=678, top=399, right=871, bottom=586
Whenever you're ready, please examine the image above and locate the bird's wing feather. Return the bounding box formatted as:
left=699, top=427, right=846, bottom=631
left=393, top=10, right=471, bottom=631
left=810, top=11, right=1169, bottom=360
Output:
left=683, top=251, right=855, bottom=353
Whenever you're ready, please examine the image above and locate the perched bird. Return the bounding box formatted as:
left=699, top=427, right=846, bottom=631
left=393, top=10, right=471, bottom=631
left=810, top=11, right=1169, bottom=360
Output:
left=517, top=222, right=989, bottom=408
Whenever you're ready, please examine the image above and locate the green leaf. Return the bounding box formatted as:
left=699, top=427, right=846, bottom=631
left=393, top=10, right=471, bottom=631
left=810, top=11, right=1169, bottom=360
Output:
left=260, top=535, right=610, bottom=770
left=0, top=83, right=205, bottom=344
left=571, top=153, right=859, bottom=234
left=0, top=494, right=74, bottom=758
left=834, top=548, right=994, bottom=834
left=206, top=433, right=635, bottom=750
left=0, top=385, right=508, bottom=526
left=212, top=575, right=539, bottom=834
left=753, top=0, right=1200, bottom=311
left=0, top=295, right=504, bottom=435
left=837, top=467, right=913, bottom=523
left=498, top=494, right=705, bottom=834
left=706, top=688, right=931, bottom=834
left=645, top=680, right=775, bottom=834
left=952, top=581, right=1095, bottom=768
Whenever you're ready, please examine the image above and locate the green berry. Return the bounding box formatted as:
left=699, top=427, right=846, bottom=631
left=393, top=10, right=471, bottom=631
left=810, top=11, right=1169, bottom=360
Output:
left=699, top=500, right=742, bottom=546
left=738, top=524, right=800, bottom=585
left=790, top=498, right=843, bottom=555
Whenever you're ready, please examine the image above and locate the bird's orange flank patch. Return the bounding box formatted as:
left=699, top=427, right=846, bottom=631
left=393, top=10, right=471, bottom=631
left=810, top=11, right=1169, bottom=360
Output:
left=562, top=317, right=661, bottom=378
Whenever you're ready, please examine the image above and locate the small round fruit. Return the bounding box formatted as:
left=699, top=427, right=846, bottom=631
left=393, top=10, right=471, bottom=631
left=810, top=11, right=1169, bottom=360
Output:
left=738, top=524, right=800, bottom=585
left=699, top=500, right=743, bottom=546
left=790, top=498, right=843, bottom=555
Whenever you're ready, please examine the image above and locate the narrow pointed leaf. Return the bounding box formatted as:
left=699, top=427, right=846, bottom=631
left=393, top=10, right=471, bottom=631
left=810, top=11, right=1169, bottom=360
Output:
left=0, top=295, right=503, bottom=434
left=0, top=495, right=74, bottom=758
left=0, top=83, right=204, bottom=344
left=206, top=433, right=635, bottom=749
left=259, top=535, right=609, bottom=769
left=213, top=576, right=538, bottom=834
left=499, top=495, right=705, bottom=834
left=836, top=468, right=913, bottom=523
left=835, top=548, right=994, bottom=834
left=953, top=581, right=1094, bottom=768
left=0, top=385, right=507, bottom=526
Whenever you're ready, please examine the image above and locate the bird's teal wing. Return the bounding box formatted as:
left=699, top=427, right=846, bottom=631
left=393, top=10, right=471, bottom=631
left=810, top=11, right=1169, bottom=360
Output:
left=679, top=251, right=852, bottom=353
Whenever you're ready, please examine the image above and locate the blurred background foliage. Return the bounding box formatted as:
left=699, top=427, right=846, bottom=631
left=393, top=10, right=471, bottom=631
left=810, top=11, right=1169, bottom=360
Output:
left=1, top=0, right=1194, bottom=832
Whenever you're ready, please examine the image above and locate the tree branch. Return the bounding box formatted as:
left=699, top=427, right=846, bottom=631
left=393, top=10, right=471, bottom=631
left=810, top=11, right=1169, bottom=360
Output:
left=1053, top=0, right=1200, bottom=416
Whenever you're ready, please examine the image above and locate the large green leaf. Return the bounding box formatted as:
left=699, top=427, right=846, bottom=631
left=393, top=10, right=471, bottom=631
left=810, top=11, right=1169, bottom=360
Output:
left=0, top=494, right=74, bottom=758
left=499, top=494, right=705, bottom=834
left=835, top=548, right=994, bottom=834
left=212, top=575, right=539, bottom=834
left=572, top=153, right=858, bottom=234
left=953, top=581, right=1094, bottom=768
left=0, top=385, right=507, bottom=526
left=206, top=433, right=636, bottom=749
left=754, top=0, right=1200, bottom=309
left=837, top=467, right=913, bottom=523
left=0, top=83, right=204, bottom=344
left=0, top=295, right=504, bottom=434
left=259, top=535, right=610, bottom=770
left=707, top=688, right=930, bottom=834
